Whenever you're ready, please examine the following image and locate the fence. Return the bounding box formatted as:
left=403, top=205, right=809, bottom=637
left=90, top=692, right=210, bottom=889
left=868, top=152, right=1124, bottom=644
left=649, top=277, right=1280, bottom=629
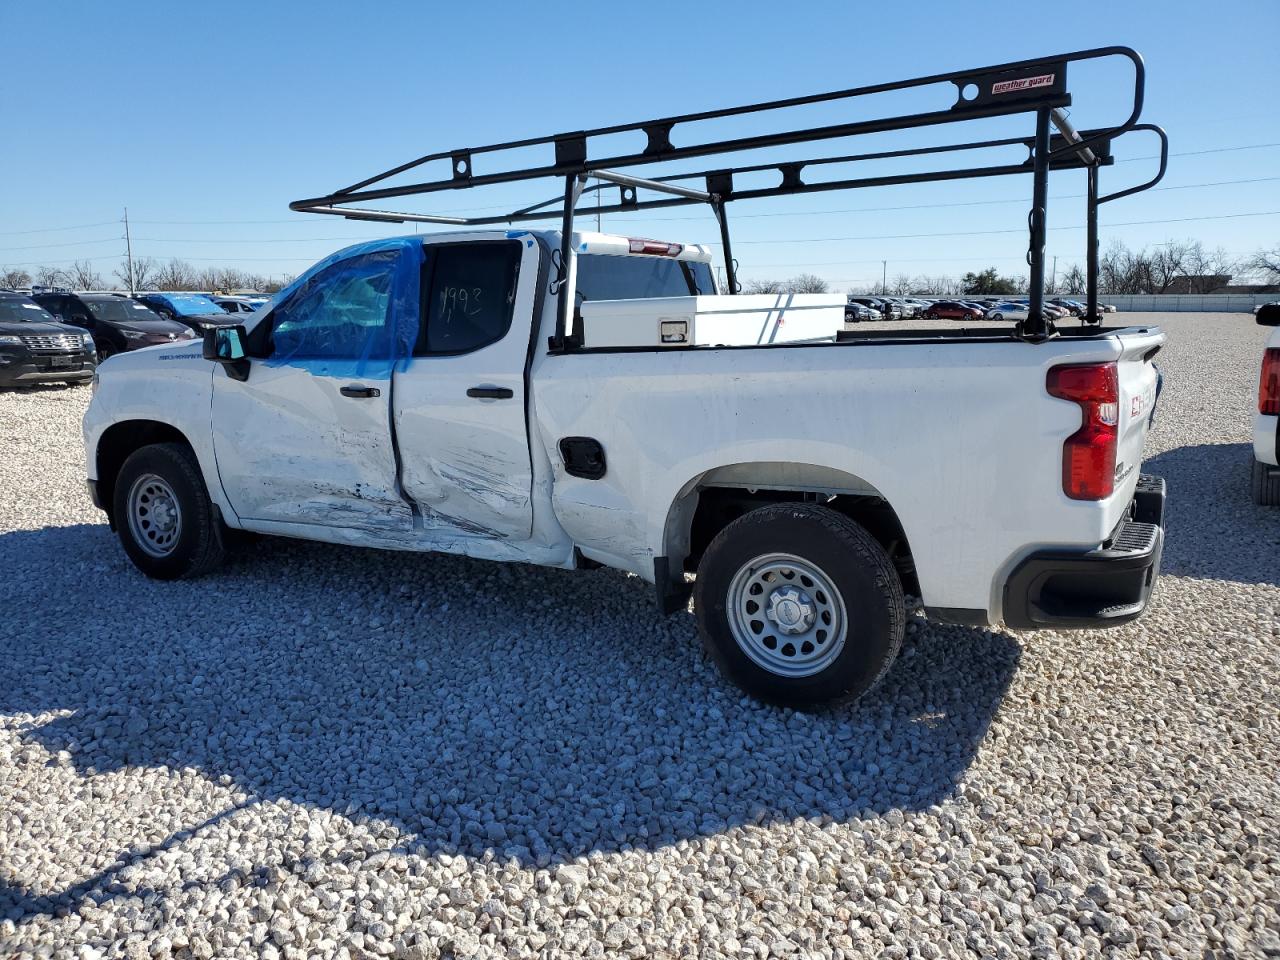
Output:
left=1103, top=293, right=1275, bottom=313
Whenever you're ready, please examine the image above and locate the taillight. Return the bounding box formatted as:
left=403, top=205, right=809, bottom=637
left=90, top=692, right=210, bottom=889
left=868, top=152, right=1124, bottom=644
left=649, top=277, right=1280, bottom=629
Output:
left=628, top=238, right=683, bottom=256
left=1047, top=362, right=1119, bottom=500
left=1260, top=348, right=1280, bottom=416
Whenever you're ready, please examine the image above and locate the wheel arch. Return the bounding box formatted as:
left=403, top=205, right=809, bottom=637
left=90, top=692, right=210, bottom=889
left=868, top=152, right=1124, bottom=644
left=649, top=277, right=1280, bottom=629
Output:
left=658, top=460, right=920, bottom=606
left=95, top=419, right=195, bottom=527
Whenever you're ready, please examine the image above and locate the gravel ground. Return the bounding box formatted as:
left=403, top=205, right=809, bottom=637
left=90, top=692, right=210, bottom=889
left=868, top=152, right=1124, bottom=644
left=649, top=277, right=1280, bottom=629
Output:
left=1, top=312, right=1277, bottom=959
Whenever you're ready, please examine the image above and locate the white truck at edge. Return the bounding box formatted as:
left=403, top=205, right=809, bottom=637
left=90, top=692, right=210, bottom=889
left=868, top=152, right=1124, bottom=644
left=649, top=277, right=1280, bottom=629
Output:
left=83, top=230, right=1168, bottom=707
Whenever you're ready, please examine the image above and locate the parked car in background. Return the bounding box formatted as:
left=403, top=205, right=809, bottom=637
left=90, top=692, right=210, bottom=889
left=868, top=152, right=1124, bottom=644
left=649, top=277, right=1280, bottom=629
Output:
left=985, top=301, right=1029, bottom=322
left=1102, top=303, right=1118, bottom=313
left=210, top=296, right=263, bottom=315
left=923, top=300, right=983, bottom=321
left=134, top=293, right=234, bottom=332
left=1049, top=298, right=1086, bottom=317
left=849, top=297, right=901, bottom=319
left=0, top=291, right=97, bottom=387
left=1252, top=303, right=1280, bottom=505
left=844, top=300, right=880, bottom=323
left=34, top=292, right=196, bottom=362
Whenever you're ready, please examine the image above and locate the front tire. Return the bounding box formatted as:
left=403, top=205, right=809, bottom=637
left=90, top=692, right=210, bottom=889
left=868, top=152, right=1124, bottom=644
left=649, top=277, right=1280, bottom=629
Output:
left=113, top=442, right=226, bottom=580
left=991, top=312, right=1003, bottom=322
left=1253, top=458, right=1280, bottom=506
left=694, top=504, right=905, bottom=709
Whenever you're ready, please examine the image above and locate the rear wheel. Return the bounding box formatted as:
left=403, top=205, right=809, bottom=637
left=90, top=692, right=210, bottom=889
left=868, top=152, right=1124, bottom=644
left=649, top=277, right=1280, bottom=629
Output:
left=1253, top=458, right=1280, bottom=506
left=694, top=504, right=905, bottom=709
left=113, top=442, right=226, bottom=579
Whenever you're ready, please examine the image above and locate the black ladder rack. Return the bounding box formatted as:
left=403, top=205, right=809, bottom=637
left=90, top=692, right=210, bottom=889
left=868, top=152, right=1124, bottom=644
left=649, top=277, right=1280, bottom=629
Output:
left=289, top=46, right=1166, bottom=349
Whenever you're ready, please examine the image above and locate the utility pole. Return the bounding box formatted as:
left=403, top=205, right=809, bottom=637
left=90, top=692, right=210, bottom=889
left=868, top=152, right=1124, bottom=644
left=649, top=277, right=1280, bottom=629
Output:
left=123, top=207, right=135, bottom=295
left=1050, top=255, right=1058, bottom=294
left=881, top=259, right=887, bottom=295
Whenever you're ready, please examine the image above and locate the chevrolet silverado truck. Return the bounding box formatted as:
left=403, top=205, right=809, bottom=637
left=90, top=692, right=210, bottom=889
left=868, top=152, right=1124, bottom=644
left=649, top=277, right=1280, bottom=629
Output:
left=81, top=48, right=1171, bottom=706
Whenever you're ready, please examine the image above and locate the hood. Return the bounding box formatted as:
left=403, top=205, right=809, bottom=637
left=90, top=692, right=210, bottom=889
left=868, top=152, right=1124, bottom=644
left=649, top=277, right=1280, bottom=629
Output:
left=117, top=318, right=195, bottom=337
left=0, top=320, right=86, bottom=337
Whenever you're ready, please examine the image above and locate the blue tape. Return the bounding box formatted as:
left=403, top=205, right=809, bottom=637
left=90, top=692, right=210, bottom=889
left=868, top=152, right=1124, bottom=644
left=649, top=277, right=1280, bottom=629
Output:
left=263, top=236, right=423, bottom=378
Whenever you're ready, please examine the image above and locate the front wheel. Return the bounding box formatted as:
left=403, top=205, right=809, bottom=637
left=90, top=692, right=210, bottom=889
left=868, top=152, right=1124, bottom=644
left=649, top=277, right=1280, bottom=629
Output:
left=694, top=504, right=905, bottom=709
left=113, top=442, right=227, bottom=580
left=990, top=312, right=1003, bottom=322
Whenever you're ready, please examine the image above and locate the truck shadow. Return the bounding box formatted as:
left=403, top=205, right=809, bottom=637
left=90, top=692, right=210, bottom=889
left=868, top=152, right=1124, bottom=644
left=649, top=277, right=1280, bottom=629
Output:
left=1, top=523, right=1019, bottom=922
left=1142, top=442, right=1279, bottom=587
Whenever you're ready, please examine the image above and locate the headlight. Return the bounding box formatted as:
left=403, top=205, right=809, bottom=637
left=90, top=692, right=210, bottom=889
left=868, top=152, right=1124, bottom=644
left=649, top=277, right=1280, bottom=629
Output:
left=81, top=333, right=94, bottom=347
left=0, top=335, right=20, bottom=345
left=122, top=329, right=148, bottom=341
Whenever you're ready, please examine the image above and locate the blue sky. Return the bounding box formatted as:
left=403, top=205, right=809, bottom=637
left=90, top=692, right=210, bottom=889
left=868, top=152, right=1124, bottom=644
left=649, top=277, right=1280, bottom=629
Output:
left=2, top=0, right=1277, bottom=289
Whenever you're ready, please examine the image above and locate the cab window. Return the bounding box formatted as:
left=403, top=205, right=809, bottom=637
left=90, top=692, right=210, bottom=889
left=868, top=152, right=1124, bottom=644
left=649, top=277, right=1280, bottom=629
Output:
left=418, top=242, right=521, bottom=355
left=265, top=250, right=399, bottom=361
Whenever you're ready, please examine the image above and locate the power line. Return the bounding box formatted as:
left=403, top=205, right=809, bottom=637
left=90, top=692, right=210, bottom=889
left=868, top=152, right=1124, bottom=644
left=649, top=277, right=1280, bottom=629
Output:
left=729, top=209, right=1280, bottom=245
left=626, top=175, right=1280, bottom=223
left=2, top=142, right=1277, bottom=239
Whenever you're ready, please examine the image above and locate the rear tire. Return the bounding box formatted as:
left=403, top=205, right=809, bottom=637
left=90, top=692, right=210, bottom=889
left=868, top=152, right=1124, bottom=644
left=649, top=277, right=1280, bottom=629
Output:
left=113, top=442, right=226, bottom=580
left=694, top=503, right=905, bottom=709
left=1253, top=458, right=1280, bottom=506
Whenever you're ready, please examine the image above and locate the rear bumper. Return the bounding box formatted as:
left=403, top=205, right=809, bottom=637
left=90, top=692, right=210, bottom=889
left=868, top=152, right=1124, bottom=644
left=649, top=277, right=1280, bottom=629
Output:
left=1002, top=475, right=1166, bottom=629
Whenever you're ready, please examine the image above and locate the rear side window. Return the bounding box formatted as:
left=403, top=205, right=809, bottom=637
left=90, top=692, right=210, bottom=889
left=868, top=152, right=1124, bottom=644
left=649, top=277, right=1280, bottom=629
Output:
left=576, top=254, right=716, bottom=302
left=418, top=242, right=521, bottom=355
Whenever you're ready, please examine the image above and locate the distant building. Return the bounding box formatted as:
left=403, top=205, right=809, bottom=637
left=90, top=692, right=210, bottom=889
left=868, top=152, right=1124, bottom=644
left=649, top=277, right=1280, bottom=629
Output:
left=1165, top=274, right=1232, bottom=294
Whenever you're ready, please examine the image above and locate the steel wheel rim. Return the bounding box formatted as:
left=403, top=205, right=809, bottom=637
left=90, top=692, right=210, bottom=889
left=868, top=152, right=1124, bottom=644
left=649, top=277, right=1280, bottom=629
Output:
left=126, top=473, right=183, bottom=558
left=726, top=552, right=848, bottom=678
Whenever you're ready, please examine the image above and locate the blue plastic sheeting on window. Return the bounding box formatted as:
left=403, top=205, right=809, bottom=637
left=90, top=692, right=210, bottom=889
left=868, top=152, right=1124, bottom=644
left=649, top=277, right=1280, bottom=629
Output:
left=262, top=236, right=424, bottom=378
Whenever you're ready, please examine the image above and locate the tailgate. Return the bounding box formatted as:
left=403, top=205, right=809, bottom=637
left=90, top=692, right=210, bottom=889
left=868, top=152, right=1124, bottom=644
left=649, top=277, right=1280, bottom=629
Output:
left=1113, top=328, right=1165, bottom=493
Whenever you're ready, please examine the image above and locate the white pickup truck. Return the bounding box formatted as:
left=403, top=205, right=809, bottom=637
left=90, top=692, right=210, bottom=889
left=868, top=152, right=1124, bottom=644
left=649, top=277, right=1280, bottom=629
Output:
left=83, top=229, right=1168, bottom=707
left=84, top=49, right=1175, bottom=706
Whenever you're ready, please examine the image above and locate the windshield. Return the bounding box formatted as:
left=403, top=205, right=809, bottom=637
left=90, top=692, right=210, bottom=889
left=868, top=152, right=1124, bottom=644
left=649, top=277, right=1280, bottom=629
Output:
left=576, top=254, right=716, bottom=302
left=157, top=294, right=222, bottom=316
left=85, top=299, right=166, bottom=322
left=0, top=299, right=57, bottom=323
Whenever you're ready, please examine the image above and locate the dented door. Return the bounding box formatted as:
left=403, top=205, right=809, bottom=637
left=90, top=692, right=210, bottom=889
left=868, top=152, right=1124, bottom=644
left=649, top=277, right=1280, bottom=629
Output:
left=211, top=246, right=416, bottom=533
left=392, top=236, right=541, bottom=541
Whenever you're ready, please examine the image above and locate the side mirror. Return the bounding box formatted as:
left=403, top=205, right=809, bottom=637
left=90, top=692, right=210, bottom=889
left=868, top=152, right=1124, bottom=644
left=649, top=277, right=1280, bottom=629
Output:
left=1257, top=304, right=1280, bottom=327
left=203, top=324, right=250, bottom=381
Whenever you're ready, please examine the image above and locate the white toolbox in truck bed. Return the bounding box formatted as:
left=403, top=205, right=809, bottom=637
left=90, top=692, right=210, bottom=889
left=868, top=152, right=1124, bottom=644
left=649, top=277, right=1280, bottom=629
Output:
left=578, top=293, right=846, bottom=349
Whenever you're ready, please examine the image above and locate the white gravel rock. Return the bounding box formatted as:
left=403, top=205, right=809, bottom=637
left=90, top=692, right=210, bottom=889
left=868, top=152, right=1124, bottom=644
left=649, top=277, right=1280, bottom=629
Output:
left=1, top=313, right=1278, bottom=958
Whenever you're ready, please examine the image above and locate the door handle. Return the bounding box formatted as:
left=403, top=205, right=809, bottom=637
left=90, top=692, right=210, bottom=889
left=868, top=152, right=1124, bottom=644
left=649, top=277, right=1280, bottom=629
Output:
left=339, top=385, right=381, bottom=399
left=466, top=386, right=514, bottom=399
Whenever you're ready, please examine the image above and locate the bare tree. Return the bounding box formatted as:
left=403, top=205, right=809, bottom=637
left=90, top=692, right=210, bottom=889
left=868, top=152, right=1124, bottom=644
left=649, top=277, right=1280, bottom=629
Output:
left=67, top=260, right=104, bottom=290
left=113, top=256, right=158, bottom=292
left=152, top=258, right=199, bottom=291
left=1243, top=245, right=1280, bottom=285
left=1060, top=264, right=1086, bottom=295
left=262, top=275, right=293, bottom=294
left=786, top=273, right=829, bottom=294
left=742, top=278, right=784, bottom=294
left=33, top=265, right=69, bottom=289
left=890, top=274, right=914, bottom=295
left=1, top=267, right=31, bottom=290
